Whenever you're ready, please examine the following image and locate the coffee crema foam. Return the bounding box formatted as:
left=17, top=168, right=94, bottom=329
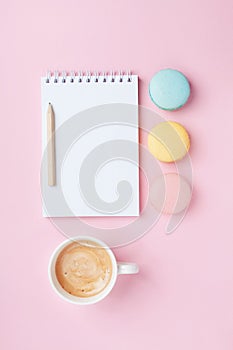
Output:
left=55, top=240, right=113, bottom=298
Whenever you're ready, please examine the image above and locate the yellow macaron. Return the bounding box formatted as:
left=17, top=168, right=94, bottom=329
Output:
left=148, top=121, right=190, bottom=163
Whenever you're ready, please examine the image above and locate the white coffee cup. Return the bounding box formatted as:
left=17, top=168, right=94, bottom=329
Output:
left=48, top=236, right=139, bottom=305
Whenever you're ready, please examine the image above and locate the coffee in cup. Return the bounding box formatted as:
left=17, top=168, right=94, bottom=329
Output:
left=49, top=236, right=139, bottom=305
left=55, top=240, right=112, bottom=298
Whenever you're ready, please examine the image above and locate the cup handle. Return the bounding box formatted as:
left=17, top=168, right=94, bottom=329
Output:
left=117, top=262, right=139, bottom=275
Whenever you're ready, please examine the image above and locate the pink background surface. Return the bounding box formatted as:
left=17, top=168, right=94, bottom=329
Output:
left=1, top=0, right=233, bottom=349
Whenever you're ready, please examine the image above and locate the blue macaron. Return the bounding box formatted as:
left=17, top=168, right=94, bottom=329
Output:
left=149, top=69, right=190, bottom=110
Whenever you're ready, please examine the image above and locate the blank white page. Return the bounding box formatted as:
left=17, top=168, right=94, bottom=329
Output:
left=41, top=73, right=139, bottom=217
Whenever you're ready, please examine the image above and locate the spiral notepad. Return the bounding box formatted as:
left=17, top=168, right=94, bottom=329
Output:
left=41, top=71, right=139, bottom=217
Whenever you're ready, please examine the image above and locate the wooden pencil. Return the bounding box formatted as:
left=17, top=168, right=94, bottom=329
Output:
left=47, top=103, right=56, bottom=186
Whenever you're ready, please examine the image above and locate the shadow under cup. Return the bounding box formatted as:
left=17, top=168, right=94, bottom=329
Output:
left=48, top=236, right=118, bottom=305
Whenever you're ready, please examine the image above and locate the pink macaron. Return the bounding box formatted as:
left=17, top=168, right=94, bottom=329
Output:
left=150, top=173, right=192, bottom=215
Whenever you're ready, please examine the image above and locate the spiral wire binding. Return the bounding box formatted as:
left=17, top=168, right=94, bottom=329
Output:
left=45, top=70, right=133, bottom=83
left=54, top=70, right=59, bottom=83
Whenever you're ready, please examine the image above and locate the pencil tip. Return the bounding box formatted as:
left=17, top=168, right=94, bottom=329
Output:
left=48, top=103, right=53, bottom=112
